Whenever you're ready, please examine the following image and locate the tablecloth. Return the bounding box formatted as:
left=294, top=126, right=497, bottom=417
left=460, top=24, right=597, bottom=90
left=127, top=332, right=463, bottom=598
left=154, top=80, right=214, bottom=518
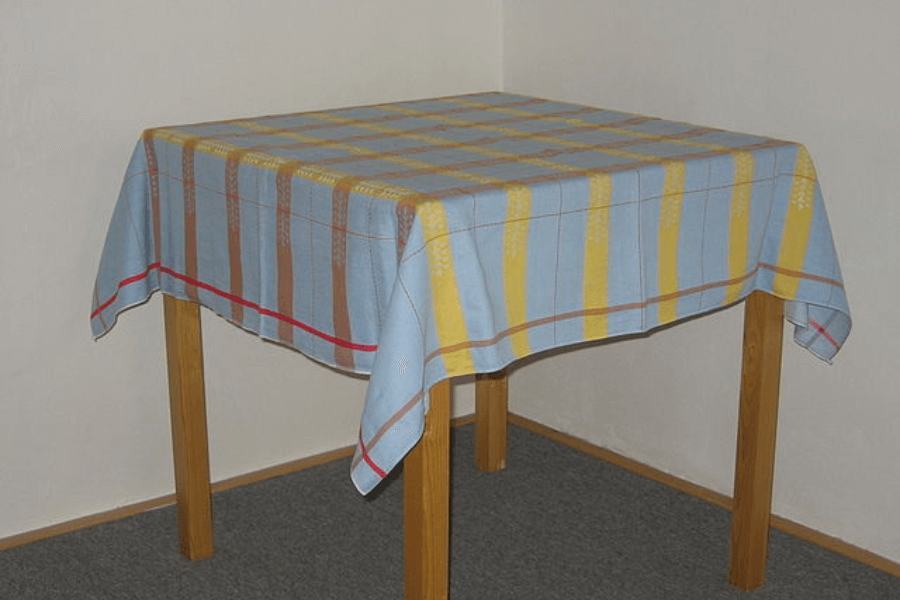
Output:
left=90, top=92, right=851, bottom=494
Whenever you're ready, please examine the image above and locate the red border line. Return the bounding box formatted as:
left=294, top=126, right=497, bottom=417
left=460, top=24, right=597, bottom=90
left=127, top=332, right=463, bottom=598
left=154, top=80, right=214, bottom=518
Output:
left=809, top=318, right=840, bottom=349
left=90, top=261, right=162, bottom=319
left=357, top=430, right=387, bottom=479
left=91, top=263, right=378, bottom=353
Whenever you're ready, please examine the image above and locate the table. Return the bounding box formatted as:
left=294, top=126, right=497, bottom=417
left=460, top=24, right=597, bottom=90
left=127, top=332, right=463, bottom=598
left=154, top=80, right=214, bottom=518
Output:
left=91, top=93, right=851, bottom=598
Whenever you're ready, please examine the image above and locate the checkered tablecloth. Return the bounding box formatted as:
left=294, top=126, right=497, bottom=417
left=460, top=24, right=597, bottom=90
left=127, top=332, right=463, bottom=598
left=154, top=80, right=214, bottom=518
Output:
left=91, top=92, right=851, bottom=494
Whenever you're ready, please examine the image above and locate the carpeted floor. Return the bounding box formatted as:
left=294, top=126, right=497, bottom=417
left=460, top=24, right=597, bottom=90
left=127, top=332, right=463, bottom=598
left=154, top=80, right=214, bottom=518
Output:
left=2, top=424, right=898, bottom=599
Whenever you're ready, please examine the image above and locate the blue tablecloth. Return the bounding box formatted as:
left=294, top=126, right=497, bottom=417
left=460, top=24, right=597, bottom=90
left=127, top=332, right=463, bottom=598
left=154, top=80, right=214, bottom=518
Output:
left=91, top=92, right=851, bottom=494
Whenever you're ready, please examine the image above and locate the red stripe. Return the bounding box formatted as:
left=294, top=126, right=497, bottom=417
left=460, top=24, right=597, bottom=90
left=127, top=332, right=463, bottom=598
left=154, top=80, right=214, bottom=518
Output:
left=809, top=318, right=840, bottom=349
left=91, top=263, right=377, bottom=352
left=358, top=430, right=387, bottom=479
left=90, top=261, right=162, bottom=319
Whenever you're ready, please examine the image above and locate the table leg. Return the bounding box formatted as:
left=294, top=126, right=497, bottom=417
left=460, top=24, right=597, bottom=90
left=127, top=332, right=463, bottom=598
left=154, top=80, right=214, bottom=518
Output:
left=404, top=379, right=451, bottom=600
left=163, top=295, right=214, bottom=560
left=475, top=369, right=508, bottom=472
left=728, top=291, right=784, bottom=590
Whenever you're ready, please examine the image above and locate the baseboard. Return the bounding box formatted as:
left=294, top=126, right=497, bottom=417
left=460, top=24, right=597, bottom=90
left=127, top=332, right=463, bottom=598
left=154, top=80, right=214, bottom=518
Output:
left=0, top=413, right=476, bottom=552
left=507, top=412, right=900, bottom=580
left=3, top=410, right=897, bottom=582
left=0, top=493, right=178, bottom=553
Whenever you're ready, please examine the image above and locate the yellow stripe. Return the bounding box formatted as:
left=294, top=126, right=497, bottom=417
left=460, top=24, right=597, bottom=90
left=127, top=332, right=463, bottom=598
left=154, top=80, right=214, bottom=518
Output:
left=439, top=97, right=740, bottom=154
left=154, top=96, right=762, bottom=205
left=584, top=174, right=612, bottom=339
left=658, top=162, right=685, bottom=324
left=314, top=109, right=650, bottom=174
left=725, top=151, right=755, bottom=304
left=504, top=185, right=532, bottom=358
left=376, top=105, right=664, bottom=163
left=158, top=118, right=514, bottom=204
left=230, top=119, right=506, bottom=188
left=418, top=201, right=474, bottom=374
left=773, top=145, right=816, bottom=299
left=151, top=128, right=426, bottom=204
left=156, top=98, right=750, bottom=209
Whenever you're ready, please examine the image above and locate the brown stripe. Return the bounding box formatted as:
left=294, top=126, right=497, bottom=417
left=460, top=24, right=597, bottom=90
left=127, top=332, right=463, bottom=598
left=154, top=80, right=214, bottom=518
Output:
left=190, top=113, right=626, bottom=176
left=225, top=151, right=244, bottom=325
left=297, top=106, right=606, bottom=150
left=181, top=140, right=199, bottom=301
left=280, top=115, right=657, bottom=169
left=198, top=107, right=603, bottom=169
left=396, top=203, right=416, bottom=263
left=158, top=104, right=613, bottom=173
left=160, top=96, right=555, bottom=143
left=299, top=118, right=657, bottom=172
left=154, top=109, right=726, bottom=209
left=352, top=127, right=735, bottom=183
left=331, top=178, right=355, bottom=369
left=154, top=106, right=793, bottom=210
left=421, top=258, right=842, bottom=363
left=419, top=140, right=795, bottom=201
left=350, top=390, right=424, bottom=471
left=142, top=130, right=162, bottom=263
left=758, top=262, right=844, bottom=289
left=276, top=165, right=294, bottom=344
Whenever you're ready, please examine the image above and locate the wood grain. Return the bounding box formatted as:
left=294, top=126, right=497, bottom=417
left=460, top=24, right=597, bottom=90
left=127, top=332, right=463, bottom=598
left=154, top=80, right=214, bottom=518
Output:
left=163, top=295, right=214, bottom=560
left=475, top=369, right=509, bottom=472
left=728, top=291, right=784, bottom=590
left=404, top=379, right=451, bottom=600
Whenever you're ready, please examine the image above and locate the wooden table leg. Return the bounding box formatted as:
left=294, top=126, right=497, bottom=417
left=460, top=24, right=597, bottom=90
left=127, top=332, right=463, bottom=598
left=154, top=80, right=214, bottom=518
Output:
left=405, top=379, right=451, bottom=600
left=475, top=369, right=508, bottom=472
left=163, top=295, right=214, bottom=560
left=728, top=291, right=784, bottom=590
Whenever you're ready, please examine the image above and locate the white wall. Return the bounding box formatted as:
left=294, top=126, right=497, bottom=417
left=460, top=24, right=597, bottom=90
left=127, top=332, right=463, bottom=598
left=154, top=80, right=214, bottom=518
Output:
left=504, top=0, right=900, bottom=562
left=4, top=0, right=898, bottom=569
left=0, top=0, right=501, bottom=540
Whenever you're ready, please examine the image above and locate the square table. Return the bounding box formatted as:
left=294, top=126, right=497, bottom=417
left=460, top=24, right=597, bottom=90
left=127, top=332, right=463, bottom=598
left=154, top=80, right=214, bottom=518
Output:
left=91, top=92, right=851, bottom=598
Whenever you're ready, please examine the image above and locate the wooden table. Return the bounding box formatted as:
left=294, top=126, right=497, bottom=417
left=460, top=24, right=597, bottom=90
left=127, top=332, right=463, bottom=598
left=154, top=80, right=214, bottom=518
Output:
left=91, top=93, right=850, bottom=599
left=163, top=288, right=784, bottom=598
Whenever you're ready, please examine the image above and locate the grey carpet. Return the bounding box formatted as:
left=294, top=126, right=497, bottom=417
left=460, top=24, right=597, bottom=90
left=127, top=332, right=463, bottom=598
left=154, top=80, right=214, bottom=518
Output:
left=2, top=424, right=897, bottom=599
